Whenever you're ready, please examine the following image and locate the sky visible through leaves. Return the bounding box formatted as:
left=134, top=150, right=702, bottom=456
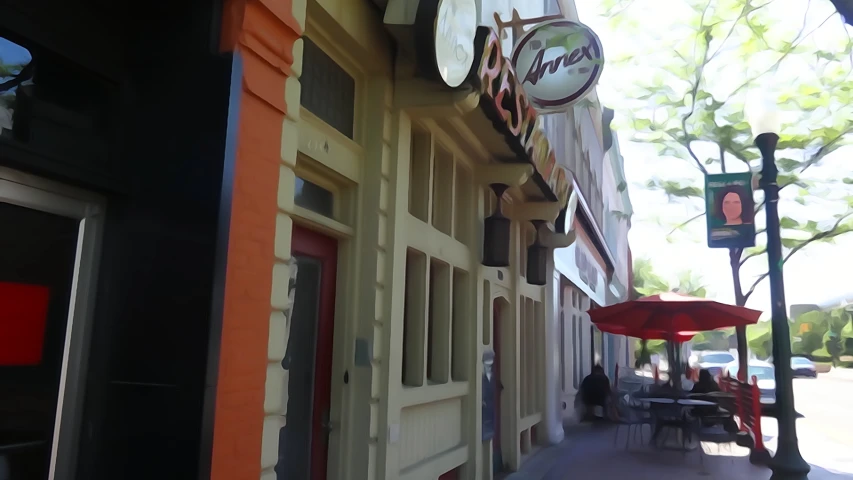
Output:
left=575, top=0, right=853, bottom=315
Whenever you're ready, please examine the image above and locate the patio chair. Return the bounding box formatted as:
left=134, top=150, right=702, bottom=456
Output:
left=608, top=394, right=654, bottom=450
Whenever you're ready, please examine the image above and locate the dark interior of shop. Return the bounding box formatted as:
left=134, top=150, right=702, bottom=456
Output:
left=0, top=0, right=230, bottom=478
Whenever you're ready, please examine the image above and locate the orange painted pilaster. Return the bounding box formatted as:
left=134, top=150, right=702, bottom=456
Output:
left=211, top=1, right=301, bottom=479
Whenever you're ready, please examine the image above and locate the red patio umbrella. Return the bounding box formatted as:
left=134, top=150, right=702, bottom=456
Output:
left=595, top=323, right=698, bottom=343
left=588, top=292, right=762, bottom=332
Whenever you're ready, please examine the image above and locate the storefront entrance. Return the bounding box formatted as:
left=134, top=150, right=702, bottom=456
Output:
left=0, top=170, right=101, bottom=480
left=276, top=225, right=338, bottom=480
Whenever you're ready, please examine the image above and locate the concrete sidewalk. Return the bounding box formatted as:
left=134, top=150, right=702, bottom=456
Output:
left=504, top=424, right=853, bottom=480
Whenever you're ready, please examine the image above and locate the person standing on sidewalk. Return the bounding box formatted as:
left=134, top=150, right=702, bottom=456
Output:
left=579, top=365, right=611, bottom=421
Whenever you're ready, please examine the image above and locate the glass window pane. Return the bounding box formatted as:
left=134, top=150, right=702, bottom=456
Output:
left=0, top=37, right=34, bottom=140
left=300, top=37, right=355, bottom=139
left=294, top=176, right=334, bottom=218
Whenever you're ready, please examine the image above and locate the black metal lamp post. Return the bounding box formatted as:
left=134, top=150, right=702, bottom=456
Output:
left=749, top=101, right=810, bottom=480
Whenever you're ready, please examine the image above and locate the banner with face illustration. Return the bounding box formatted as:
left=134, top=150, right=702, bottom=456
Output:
left=705, top=172, right=756, bottom=248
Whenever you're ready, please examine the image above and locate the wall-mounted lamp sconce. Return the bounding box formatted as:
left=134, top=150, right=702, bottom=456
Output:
left=526, top=220, right=548, bottom=286
left=483, top=183, right=511, bottom=267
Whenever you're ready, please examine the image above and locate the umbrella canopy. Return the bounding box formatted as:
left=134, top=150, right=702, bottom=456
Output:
left=595, top=323, right=698, bottom=343
left=589, top=292, right=762, bottom=332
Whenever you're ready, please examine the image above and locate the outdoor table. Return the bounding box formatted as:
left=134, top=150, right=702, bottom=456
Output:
left=688, top=391, right=733, bottom=398
left=677, top=399, right=716, bottom=407
left=644, top=399, right=704, bottom=451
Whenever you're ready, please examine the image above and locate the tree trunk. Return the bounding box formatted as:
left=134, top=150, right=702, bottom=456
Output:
left=730, top=248, right=749, bottom=381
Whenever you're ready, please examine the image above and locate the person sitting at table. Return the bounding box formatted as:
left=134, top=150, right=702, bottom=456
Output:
left=691, top=369, right=721, bottom=394
left=690, top=369, right=724, bottom=427
left=579, top=365, right=611, bottom=421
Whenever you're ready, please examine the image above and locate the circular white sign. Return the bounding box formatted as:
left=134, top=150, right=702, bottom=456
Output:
left=433, top=0, right=477, bottom=88
left=511, top=20, right=604, bottom=112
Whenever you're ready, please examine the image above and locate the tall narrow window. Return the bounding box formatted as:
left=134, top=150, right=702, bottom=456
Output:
left=453, top=164, right=472, bottom=244
left=301, top=37, right=355, bottom=139
left=431, top=145, right=453, bottom=235
left=403, top=249, right=428, bottom=386
left=451, top=268, right=469, bottom=381
left=428, top=258, right=451, bottom=384
left=409, top=128, right=432, bottom=222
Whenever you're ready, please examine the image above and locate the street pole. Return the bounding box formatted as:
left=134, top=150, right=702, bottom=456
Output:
left=756, top=132, right=810, bottom=480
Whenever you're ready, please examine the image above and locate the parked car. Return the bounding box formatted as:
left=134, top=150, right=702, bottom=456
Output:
left=791, top=356, right=818, bottom=378
left=693, top=350, right=736, bottom=378
left=723, top=360, right=776, bottom=403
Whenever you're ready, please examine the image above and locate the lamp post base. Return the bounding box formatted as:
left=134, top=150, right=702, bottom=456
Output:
left=769, top=444, right=810, bottom=480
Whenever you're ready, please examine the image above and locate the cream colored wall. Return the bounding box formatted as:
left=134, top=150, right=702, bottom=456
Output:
left=270, top=1, right=558, bottom=479
left=266, top=0, right=394, bottom=479
left=558, top=284, right=592, bottom=426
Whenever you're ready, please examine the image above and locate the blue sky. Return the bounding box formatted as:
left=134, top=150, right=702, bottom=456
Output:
left=575, top=0, right=853, bottom=314
left=0, top=37, right=31, bottom=68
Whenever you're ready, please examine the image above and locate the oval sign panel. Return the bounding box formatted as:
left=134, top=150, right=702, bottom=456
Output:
left=433, top=0, right=478, bottom=88
left=511, top=20, right=604, bottom=112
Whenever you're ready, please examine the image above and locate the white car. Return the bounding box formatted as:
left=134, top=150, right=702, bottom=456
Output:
left=723, top=360, right=776, bottom=403
left=791, top=356, right=817, bottom=378
left=693, top=350, right=736, bottom=378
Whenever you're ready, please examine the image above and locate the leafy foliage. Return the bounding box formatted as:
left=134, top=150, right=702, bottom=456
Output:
left=789, top=307, right=853, bottom=363
left=633, top=256, right=709, bottom=297
left=596, top=0, right=853, bottom=309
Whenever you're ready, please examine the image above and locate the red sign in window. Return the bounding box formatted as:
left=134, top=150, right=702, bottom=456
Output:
left=0, top=282, right=50, bottom=366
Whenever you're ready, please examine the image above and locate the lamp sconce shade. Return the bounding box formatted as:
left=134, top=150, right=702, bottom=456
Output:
left=526, top=220, right=548, bottom=286
left=483, top=184, right=511, bottom=267
left=746, top=95, right=780, bottom=137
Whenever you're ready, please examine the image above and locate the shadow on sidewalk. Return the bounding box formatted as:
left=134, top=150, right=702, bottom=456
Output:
left=504, top=424, right=853, bottom=480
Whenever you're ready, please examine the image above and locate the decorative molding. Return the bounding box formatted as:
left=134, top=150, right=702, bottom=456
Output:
left=393, top=78, right=481, bottom=117
left=511, top=201, right=563, bottom=223
left=540, top=225, right=576, bottom=249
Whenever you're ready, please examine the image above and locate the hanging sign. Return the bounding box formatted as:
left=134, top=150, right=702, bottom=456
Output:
left=465, top=27, right=570, bottom=207
left=414, top=0, right=478, bottom=88
left=510, top=20, right=604, bottom=112
left=705, top=172, right=756, bottom=248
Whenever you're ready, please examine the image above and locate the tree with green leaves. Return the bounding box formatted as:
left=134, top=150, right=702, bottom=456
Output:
left=594, top=0, right=853, bottom=362
left=790, top=307, right=853, bottom=364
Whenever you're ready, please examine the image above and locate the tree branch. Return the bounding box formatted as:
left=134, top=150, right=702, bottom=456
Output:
left=667, top=212, right=705, bottom=235
left=679, top=0, right=714, bottom=176
left=799, top=127, right=853, bottom=174
left=730, top=7, right=833, bottom=97
left=719, top=143, right=727, bottom=173
left=739, top=248, right=766, bottom=267
left=743, top=212, right=853, bottom=301
left=707, top=2, right=763, bottom=62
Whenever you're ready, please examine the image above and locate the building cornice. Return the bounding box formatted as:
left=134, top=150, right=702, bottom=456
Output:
left=571, top=173, right=616, bottom=272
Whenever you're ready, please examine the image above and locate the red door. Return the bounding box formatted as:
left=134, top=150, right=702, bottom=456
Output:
left=291, top=225, right=338, bottom=480
left=492, top=299, right=503, bottom=472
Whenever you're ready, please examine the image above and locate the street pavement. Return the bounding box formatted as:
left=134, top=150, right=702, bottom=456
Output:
left=506, top=369, right=853, bottom=480
left=762, top=369, right=853, bottom=476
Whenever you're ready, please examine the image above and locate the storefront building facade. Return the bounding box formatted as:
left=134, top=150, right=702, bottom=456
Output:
left=548, top=5, right=634, bottom=430
left=211, top=0, right=578, bottom=479
left=0, top=1, right=627, bottom=480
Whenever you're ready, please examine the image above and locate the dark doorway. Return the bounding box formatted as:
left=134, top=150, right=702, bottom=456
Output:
left=0, top=200, right=79, bottom=480
left=276, top=225, right=338, bottom=480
